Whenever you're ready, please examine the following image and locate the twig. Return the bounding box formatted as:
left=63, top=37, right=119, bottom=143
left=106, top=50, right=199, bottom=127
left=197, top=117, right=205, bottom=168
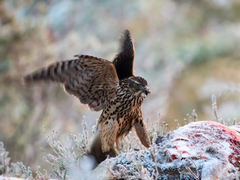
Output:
left=211, top=94, right=221, bottom=122
left=185, top=157, right=199, bottom=180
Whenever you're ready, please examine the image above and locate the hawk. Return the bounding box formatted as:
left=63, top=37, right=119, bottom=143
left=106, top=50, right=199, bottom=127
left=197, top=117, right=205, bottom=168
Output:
left=23, top=30, right=151, bottom=164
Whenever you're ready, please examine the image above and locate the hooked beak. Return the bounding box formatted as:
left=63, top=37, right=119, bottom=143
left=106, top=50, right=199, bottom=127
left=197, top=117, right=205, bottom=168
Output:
left=143, top=86, right=151, bottom=95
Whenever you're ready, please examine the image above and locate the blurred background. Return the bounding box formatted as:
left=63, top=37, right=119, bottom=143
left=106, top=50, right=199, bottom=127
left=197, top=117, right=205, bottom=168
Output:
left=1, top=0, right=240, bottom=172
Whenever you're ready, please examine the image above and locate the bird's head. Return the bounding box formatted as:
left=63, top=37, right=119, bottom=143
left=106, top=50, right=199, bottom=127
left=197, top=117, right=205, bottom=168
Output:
left=121, top=76, right=151, bottom=97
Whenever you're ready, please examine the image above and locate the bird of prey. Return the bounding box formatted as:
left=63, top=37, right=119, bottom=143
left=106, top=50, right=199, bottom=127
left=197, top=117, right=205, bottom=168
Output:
left=23, top=30, right=151, bottom=164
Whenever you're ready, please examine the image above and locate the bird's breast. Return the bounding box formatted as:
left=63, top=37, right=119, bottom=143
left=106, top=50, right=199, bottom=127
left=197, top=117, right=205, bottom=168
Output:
left=114, top=99, right=139, bottom=137
left=99, top=92, right=141, bottom=137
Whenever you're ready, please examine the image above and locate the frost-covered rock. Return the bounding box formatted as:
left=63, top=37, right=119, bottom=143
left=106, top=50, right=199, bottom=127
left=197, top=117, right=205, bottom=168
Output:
left=93, top=121, right=240, bottom=180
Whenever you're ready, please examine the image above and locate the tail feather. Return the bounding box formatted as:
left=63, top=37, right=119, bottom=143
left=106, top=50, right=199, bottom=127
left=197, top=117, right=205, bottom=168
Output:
left=88, top=132, right=116, bottom=169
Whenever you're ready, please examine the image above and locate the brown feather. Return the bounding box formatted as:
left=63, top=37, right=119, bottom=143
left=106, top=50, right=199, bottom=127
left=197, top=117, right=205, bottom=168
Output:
left=23, top=55, right=119, bottom=111
left=134, top=115, right=151, bottom=148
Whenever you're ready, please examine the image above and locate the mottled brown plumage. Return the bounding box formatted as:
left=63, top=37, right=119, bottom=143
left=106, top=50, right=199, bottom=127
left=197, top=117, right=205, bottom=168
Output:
left=24, top=55, right=118, bottom=111
left=23, top=30, right=151, bottom=164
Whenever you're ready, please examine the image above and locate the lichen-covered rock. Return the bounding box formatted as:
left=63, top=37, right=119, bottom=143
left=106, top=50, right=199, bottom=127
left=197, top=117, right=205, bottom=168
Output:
left=93, top=121, right=240, bottom=180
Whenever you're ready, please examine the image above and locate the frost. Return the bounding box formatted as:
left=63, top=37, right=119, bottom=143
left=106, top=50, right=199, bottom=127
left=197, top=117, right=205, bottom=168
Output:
left=95, top=121, right=240, bottom=179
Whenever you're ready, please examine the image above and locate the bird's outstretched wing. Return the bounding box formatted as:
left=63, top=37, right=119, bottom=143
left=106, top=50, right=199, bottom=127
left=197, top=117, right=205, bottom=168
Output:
left=23, top=55, right=119, bottom=111
left=113, top=29, right=135, bottom=80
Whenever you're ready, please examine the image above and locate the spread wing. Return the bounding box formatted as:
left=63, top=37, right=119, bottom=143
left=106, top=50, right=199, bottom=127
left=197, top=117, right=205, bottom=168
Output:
left=113, top=29, right=135, bottom=80
left=23, top=55, right=119, bottom=111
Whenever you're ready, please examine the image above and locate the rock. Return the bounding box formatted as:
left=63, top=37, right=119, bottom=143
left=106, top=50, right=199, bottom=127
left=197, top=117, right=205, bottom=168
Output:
left=93, top=121, right=240, bottom=179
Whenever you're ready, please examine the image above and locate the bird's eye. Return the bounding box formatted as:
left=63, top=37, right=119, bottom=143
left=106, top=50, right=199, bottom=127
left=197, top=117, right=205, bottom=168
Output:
left=135, top=83, right=140, bottom=87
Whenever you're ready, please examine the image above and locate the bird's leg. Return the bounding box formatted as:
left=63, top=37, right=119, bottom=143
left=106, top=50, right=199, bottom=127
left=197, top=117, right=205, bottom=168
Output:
left=134, top=116, right=151, bottom=148
left=114, top=147, right=120, bottom=156
left=114, top=138, right=121, bottom=156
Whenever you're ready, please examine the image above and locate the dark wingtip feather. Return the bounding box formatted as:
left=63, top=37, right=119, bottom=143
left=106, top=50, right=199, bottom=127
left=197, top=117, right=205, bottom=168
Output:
left=22, top=75, right=31, bottom=87
left=123, top=29, right=130, bottom=40
left=112, top=29, right=135, bottom=80
left=22, top=71, right=42, bottom=87
left=121, top=29, right=134, bottom=54
left=22, top=67, right=52, bottom=87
